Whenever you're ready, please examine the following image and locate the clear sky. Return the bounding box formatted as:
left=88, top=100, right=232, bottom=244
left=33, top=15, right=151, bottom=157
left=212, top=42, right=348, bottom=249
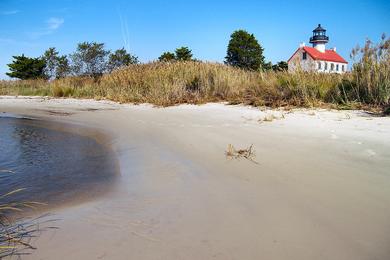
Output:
left=0, top=0, right=389, bottom=79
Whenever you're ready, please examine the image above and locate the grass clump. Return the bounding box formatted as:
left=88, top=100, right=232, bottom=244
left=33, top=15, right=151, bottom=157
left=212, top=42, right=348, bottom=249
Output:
left=0, top=187, right=50, bottom=258
left=225, top=144, right=258, bottom=163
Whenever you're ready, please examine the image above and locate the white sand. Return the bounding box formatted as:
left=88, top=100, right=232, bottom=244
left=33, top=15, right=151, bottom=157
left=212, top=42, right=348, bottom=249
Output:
left=1, top=96, right=390, bottom=260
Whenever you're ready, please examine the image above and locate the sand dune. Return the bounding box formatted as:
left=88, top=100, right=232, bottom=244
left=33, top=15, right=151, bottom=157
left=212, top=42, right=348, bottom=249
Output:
left=1, top=96, right=390, bottom=260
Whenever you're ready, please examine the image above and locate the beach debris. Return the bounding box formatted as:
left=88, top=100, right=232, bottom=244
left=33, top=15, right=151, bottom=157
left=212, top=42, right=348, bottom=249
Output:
left=258, top=113, right=285, bottom=123
left=225, top=144, right=258, bottom=164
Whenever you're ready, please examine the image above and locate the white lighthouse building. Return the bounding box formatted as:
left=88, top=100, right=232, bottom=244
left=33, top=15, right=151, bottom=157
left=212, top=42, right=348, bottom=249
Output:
left=288, top=24, right=348, bottom=73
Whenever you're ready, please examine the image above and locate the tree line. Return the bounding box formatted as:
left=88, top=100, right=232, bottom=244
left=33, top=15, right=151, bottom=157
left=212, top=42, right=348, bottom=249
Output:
left=6, top=43, right=139, bottom=80
left=6, top=30, right=287, bottom=80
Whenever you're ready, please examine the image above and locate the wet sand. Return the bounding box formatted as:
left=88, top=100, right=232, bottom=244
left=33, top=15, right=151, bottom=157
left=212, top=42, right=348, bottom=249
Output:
left=1, top=96, right=390, bottom=260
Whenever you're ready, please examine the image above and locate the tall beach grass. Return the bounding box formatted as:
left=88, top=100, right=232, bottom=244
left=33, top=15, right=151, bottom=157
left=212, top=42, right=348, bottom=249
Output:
left=0, top=62, right=347, bottom=106
left=1, top=36, right=388, bottom=112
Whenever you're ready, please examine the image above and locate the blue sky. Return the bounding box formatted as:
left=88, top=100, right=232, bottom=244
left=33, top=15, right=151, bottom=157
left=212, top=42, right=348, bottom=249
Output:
left=0, top=0, right=389, bottom=79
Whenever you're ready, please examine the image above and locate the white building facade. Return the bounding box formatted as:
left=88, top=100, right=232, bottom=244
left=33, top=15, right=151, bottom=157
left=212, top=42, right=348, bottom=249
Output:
left=288, top=24, right=348, bottom=73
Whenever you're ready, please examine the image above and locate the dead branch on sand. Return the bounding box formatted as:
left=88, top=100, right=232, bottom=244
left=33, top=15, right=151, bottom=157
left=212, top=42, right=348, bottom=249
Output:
left=225, top=144, right=258, bottom=164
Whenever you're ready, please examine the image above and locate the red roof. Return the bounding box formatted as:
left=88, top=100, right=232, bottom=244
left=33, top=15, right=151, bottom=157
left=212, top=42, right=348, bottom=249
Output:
left=288, top=46, right=348, bottom=63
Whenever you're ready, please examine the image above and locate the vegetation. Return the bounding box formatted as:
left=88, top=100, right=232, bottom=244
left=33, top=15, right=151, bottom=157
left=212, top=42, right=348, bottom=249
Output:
left=6, top=42, right=138, bottom=80
left=0, top=61, right=349, bottom=106
left=225, top=30, right=265, bottom=71
left=158, top=47, right=194, bottom=62
left=0, top=188, right=47, bottom=258
left=272, top=61, right=288, bottom=72
left=174, top=47, right=193, bottom=61
left=108, top=47, right=139, bottom=72
left=158, top=52, right=176, bottom=62
left=70, top=41, right=110, bottom=77
left=225, top=144, right=257, bottom=163
left=348, top=34, right=390, bottom=105
left=6, top=55, right=46, bottom=80
left=1, top=34, right=388, bottom=113
left=42, top=47, right=71, bottom=79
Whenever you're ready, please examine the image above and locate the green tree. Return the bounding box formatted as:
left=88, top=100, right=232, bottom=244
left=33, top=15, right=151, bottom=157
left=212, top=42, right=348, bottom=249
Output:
left=158, top=51, right=176, bottom=62
left=42, top=47, right=71, bottom=79
left=70, top=41, right=110, bottom=77
left=263, top=62, right=272, bottom=71
left=108, top=48, right=138, bottom=72
left=42, top=47, right=59, bottom=79
left=56, top=55, right=71, bottom=78
left=175, top=47, right=193, bottom=61
left=272, top=61, right=288, bottom=72
left=6, top=55, right=46, bottom=80
left=225, top=30, right=265, bottom=70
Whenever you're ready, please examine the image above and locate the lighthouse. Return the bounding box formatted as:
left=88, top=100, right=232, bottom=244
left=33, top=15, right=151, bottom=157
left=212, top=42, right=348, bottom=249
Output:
left=287, top=24, right=348, bottom=73
left=309, top=24, right=329, bottom=53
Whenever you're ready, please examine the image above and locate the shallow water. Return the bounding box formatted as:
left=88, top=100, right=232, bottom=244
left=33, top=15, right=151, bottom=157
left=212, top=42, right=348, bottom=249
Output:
left=0, top=115, right=118, bottom=214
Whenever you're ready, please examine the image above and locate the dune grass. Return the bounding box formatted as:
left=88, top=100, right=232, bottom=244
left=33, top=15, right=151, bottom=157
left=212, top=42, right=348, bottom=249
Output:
left=0, top=61, right=386, bottom=111
left=1, top=37, right=388, bottom=112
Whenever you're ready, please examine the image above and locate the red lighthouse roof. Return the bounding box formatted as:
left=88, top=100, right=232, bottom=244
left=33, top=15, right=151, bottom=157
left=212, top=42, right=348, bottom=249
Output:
left=289, top=46, right=348, bottom=63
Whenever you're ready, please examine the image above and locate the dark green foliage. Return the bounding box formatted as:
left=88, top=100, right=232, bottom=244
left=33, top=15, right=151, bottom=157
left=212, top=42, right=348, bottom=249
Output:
left=70, top=42, right=110, bottom=77
left=384, top=106, right=390, bottom=115
left=158, top=52, right=176, bottom=62
left=272, top=61, right=288, bottom=71
left=108, top=48, right=139, bottom=72
left=158, top=47, right=194, bottom=62
left=225, top=30, right=265, bottom=70
left=6, top=55, right=46, bottom=80
left=175, top=47, right=193, bottom=61
left=263, top=62, right=272, bottom=71
left=56, top=55, right=71, bottom=79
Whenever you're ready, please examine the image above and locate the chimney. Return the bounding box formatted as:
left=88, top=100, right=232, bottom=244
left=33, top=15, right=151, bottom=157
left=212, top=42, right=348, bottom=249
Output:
left=299, top=42, right=306, bottom=48
left=331, top=47, right=337, bottom=52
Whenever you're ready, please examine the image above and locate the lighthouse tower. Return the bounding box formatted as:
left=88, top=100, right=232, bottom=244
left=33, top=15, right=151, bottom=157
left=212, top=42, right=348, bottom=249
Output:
left=288, top=24, right=348, bottom=73
left=309, top=24, right=329, bottom=53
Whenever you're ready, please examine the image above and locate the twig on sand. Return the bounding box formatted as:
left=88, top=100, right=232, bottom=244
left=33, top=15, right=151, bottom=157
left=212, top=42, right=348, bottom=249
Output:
left=225, top=144, right=259, bottom=164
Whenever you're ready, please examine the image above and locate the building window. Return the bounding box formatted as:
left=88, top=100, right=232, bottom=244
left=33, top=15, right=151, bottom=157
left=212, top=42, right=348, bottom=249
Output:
left=330, top=63, right=334, bottom=71
left=336, top=64, right=339, bottom=71
left=342, top=65, right=345, bottom=72
left=325, top=62, right=328, bottom=70
left=302, top=52, right=307, bottom=60
left=318, top=62, right=321, bottom=69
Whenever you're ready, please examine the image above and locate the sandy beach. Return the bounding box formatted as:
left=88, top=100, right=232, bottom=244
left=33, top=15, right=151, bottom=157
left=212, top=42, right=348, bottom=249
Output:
left=1, top=96, right=390, bottom=260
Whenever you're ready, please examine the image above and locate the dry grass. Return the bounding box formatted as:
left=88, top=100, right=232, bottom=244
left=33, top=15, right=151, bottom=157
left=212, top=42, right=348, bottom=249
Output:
left=225, top=144, right=258, bottom=163
left=0, top=62, right=345, bottom=106
left=0, top=187, right=53, bottom=258
left=0, top=39, right=388, bottom=113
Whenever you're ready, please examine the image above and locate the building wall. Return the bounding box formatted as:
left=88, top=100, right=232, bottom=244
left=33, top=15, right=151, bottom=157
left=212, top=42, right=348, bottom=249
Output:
left=288, top=48, right=316, bottom=72
left=288, top=47, right=347, bottom=74
left=314, top=60, right=347, bottom=74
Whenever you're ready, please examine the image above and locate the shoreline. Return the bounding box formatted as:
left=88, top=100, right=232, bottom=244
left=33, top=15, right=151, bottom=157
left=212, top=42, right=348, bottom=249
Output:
left=0, top=113, right=121, bottom=218
left=1, top=96, right=390, bottom=260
